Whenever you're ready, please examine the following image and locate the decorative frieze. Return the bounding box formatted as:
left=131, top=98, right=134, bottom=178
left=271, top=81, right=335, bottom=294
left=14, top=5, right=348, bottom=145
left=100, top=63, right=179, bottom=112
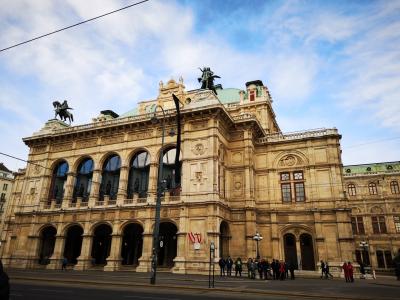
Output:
left=101, top=134, right=124, bottom=145
left=52, top=142, right=72, bottom=152
left=76, top=138, right=98, bottom=148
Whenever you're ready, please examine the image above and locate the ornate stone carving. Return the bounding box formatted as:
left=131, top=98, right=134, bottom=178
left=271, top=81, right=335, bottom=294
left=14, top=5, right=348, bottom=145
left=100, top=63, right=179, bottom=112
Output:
left=102, top=134, right=124, bottom=145
left=76, top=138, right=97, bottom=148
left=32, top=145, right=47, bottom=154
left=234, top=182, right=242, bottom=190
left=52, top=142, right=72, bottom=152
left=232, top=152, right=242, bottom=164
left=278, top=155, right=303, bottom=167
left=192, top=143, right=205, bottom=155
left=128, top=131, right=152, bottom=141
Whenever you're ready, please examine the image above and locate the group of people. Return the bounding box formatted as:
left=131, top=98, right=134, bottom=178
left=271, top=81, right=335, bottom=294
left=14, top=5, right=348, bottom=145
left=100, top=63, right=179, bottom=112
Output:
left=342, top=262, right=354, bottom=282
left=320, top=261, right=333, bottom=279
left=218, top=257, right=295, bottom=280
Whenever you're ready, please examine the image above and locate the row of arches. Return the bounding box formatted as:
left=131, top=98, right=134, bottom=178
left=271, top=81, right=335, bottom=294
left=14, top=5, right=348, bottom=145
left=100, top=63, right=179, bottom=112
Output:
left=38, top=222, right=178, bottom=267
left=49, top=148, right=182, bottom=203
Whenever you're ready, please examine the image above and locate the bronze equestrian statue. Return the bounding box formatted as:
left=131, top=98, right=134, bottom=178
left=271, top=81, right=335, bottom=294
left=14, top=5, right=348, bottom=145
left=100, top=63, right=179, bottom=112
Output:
left=198, top=67, right=220, bottom=94
left=53, top=100, right=74, bottom=124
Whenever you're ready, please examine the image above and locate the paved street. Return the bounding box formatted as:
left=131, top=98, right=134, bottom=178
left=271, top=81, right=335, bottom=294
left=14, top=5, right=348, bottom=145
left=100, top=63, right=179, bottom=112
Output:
left=6, top=269, right=400, bottom=300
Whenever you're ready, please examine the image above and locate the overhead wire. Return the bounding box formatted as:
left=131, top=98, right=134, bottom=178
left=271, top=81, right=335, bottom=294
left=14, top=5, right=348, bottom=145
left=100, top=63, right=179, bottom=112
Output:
left=0, top=0, right=150, bottom=53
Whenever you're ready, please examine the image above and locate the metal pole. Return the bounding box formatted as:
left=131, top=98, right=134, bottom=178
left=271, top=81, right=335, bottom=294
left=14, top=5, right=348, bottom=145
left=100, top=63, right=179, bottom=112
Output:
left=256, top=239, right=259, bottom=260
left=150, top=106, right=166, bottom=285
left=209, top=246, right=211, bottom=288
left=212, top=248, right=215, bottom=287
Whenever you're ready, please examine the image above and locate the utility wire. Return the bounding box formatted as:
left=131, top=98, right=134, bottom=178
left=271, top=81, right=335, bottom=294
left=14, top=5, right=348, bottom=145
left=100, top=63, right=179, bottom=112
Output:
left=0, top=0, right=150, bottom=53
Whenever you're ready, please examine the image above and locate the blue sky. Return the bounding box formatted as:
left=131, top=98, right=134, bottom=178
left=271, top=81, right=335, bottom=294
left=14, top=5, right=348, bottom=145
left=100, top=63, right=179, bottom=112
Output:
left=0, top=0, right=399, bottom=170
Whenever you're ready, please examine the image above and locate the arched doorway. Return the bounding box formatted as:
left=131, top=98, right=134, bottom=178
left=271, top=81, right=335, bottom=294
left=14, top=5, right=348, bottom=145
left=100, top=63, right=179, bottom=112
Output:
left=121, top=223, right=143, bottom=266
left=300, top=233, right=315, bottom=270
left=38, top=226, right=57, bottom=265
left=219, top=221, right=230, bottom=258
left=63, top=225, right=83, bottom=265
left=157, top=222, right=177, bottom=267
left=91, top=224, right=112, bottom=265
left=283, top=233, right=298, bottom=269
left=127, top=151, right=150, bottom=198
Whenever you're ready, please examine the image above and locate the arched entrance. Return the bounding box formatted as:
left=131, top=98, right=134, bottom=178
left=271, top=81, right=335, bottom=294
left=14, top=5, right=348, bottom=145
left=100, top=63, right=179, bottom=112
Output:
left=91, top=224, right=112, bottom=265
left=38, top=226, right=57, bottom=265
left=300, top=233, right=315, bottom=270
left=284, top=233, right=298, bottom=269
left=63, top=225, right=83, bottom=265
left=157, top=222, right=177, bottom=267
left=219, top=221, right=230, bottom=258
left=121, top=223, right=143, bottom=266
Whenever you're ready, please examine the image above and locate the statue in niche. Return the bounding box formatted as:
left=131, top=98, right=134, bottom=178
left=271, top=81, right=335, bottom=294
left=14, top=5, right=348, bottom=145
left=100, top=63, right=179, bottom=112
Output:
left=198, top=67, right=220, bottom=94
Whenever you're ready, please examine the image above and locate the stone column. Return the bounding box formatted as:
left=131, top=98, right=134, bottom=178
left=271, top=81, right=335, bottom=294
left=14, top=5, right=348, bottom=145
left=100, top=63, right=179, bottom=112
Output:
left=117, top=165, right=129, bottom=203
left=148, top=162, right=158, bottom=197
left=63, top=171, right=76, bottom=205
left=89, top=169, right=101, bottom=207
left=74, top=234, right=93, bottom=270
left=104, top=234, right=122, bottom=271
left=136, top=219, right=153, bottom=272
left=296, top=238, right=302, bottom=270
left=26, top=235, right=41, bottom=269
left=47, top=235, right=65, bottom=270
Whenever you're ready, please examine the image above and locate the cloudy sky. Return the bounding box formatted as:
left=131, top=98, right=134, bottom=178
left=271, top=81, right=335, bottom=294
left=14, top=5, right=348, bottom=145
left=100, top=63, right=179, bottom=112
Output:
left=0, top=0, right=399, bottom=170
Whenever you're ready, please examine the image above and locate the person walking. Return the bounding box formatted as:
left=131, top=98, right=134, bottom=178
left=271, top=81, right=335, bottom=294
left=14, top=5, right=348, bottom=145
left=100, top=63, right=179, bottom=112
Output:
left=271, top=259, right=276, bottom=280
left=62, top=257, right=68, bottom=271
left=250, top=260, right=256, bottom=279
left=247, top=258, right=252, bottom=278
left=234, top=257, right=242, bottom=277
left=257, top=259, right=263, bottom=279
left=348, top=262, right=354, bottom=282
left=226, top=256, right=233, bottom=277
left=320, top=260, right=326, bottom=279
left=218, top=257, right=226, bottom=277
left=0, top=260, right=10, bottom=300
left=279, top=260, right=286, bottom=280
left=288, top=261, right=295, bottom=280
left=325, top=261, right=333, bottom=279
left=342, top=261, right=349, bottom=282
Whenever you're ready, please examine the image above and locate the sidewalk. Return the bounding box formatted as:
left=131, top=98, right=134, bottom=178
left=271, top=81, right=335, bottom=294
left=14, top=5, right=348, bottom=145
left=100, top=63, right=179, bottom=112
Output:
left=8, top=268, right=400, bottom=300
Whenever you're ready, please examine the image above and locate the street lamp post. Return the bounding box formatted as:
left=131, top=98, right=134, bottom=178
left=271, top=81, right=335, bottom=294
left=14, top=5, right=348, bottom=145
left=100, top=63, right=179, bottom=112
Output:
left=150, top=105, right=166, bottom=285
left=209, top=241, right=215, bottom=288
left=253, top=232, right=263, bottom=260
left=359, top=241, right=369, bottom=266
left=149, top=94, right=182, bottom=285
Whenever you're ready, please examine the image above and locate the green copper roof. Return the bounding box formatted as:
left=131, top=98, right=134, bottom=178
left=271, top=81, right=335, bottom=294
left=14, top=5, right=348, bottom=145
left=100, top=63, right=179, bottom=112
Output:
left=119, top=107, right=138, bottom=118
left=343, top=161, right=400, bottom=175
left=216, top=88, right=241, bottom=104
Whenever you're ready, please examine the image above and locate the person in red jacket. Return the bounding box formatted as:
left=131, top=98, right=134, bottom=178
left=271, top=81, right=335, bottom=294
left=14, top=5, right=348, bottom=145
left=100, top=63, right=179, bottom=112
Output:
left=342, top=262, right=349, bottom=282
left=347, top=261, right=354, bottom=282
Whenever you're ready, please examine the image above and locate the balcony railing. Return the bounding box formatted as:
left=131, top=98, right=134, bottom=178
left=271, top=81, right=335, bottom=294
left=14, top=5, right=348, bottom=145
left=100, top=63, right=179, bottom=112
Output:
left=257, top=128, right=338, bottom=144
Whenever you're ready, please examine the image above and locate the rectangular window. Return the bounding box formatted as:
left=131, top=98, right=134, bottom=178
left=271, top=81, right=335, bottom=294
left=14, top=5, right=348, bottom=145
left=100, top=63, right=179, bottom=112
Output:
left=0, top=193, right=5, bottom=201
left=372, top=216, right=380, bottom=234
left=281, top=183, right=292, bottom=202
left=376, top=250, right=385, bottom=268
left=293, top=171, right=303, bottom=180
left=379, top=216, right=387, bottom=233
left=394, top=216, right=400, bottom=233
left=280, top=173, right=290, bottom=181
left=249, top=91, right=255, bottom=101
left=2, top=183, right=7, bottom=191
left=357, top=217, right=365, bottom=234
left=351, top=217, right=358, bottom=235
left=384, top=251, right=394, bottom=268
left=294, top=182, right=305, bottom=201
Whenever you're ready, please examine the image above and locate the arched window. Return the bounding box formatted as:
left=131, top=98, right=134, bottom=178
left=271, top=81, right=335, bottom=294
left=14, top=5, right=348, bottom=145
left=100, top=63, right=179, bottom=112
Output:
left=73, top=158, right=93, bottom=202
left=368, top=182, right=378, bottom=195
left=390, top=181, right=400, bottom=194
left=48, top=161, right=68, bottom=204
left=347, top=184, right=356, bottom=196
left=127, top=151, right=150, bottom=199
left=99, top=154, right=121, bottom=200
left=162, top=148, right=182, bottom=195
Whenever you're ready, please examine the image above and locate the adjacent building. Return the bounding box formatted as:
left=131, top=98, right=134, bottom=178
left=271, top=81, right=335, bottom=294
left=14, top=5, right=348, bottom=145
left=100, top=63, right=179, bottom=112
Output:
left=0, top=76, right=397, bottom=274
left=0, top=162, right=14, bottom=251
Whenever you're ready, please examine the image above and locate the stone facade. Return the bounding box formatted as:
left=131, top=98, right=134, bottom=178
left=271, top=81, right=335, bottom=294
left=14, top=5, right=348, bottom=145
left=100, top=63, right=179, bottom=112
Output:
left=0, top=78, right=360, bottom=274
left=0, top=163, right=14, bottom=252
left=343, top=162, right=400, bottom=272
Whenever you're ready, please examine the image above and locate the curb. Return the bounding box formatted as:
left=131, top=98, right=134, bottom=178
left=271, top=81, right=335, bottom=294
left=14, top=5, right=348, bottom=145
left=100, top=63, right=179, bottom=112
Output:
left=11, top=276, right=385, bottom=300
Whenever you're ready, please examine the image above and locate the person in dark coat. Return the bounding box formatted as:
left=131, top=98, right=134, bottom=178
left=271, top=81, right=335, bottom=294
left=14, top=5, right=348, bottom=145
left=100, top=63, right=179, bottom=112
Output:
left=271, top=259, right=276, bottom=279
left=218, top=257, right=226, bottom=277
left=279, top=261, right=286, bottom=280
left=325, top=261, right=333, bottom=279
left=234, top=257, right=242, bottom=277
left=288, top=261, right=295, bottom=280
left=226, top=256, right=233, bottom=276
left=320, top=260, right=326, bottom=279
left=247, top=258, right=252, bottom=278
left=0, top=260, right=10, bottom=300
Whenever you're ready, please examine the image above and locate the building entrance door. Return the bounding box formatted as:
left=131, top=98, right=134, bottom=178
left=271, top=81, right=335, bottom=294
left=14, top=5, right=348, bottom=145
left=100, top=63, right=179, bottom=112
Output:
left=38, top=226, right=56, bottom=265
left=300, top=233, right=315, bottom=270
left=284, top=233, right=298, bottom=269
left=157, top=222, right=177, bottom=267
left=121, top=223, right=143, bottom=265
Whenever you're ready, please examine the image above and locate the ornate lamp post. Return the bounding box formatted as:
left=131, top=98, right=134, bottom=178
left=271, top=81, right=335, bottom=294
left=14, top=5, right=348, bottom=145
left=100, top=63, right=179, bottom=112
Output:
left=150, top=94, right=181, bottom=285
left=253, top=232, right=263, bottom=260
